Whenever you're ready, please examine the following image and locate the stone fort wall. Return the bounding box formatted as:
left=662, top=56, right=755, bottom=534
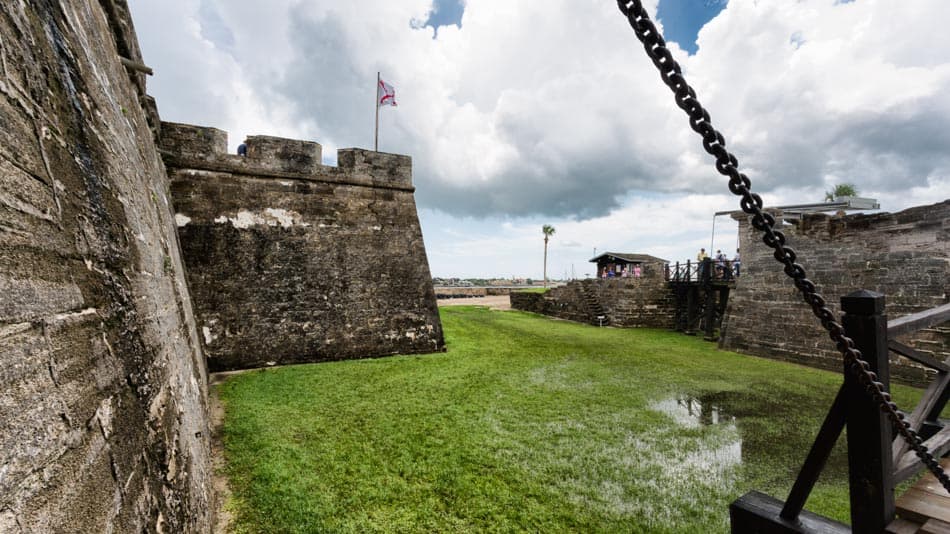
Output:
left=0, top=1, right=211, bottom=531
left=162, top=123, right=445, bottom=372
left=720, top=201, right=950, bottom=385
left=511, top=262, right=675, bottom=327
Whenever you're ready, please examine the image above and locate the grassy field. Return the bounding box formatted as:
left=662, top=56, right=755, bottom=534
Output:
left=218, top=307, right=928, bottom=533
left=513, top=287, right=549, bottom=293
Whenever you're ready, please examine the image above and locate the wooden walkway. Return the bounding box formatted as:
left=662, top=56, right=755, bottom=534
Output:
left=888, top=458, right=950, bottom=533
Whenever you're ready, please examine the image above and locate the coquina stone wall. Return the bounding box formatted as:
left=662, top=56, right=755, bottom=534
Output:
left=162, top=123, right=445, bottom=371
left=720, top=201, right=950, bottom=385
left=510, top=262, right=674, bottom=327
left=0, top=1, right=211, bottom=531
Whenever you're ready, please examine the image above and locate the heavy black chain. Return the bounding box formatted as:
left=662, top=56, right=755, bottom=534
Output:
left=616, top=0, right=950, bottom=492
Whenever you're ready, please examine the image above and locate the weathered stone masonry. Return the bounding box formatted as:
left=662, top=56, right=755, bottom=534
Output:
left=162, top=122, right=445, bottom=372
left=511, top=262, right=674, bottom=327
left=0, top=1, right=211, bottom=531
left=720, top=201, right=950, bottom=385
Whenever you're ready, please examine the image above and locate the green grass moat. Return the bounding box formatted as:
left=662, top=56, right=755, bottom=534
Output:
left=217, top=306, right=930, bottom=533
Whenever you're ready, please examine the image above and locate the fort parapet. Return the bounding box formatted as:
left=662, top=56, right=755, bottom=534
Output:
left=161, top=122, right=444, bottom=371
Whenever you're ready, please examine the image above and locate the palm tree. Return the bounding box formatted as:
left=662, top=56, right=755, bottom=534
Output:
left=824, top=183, right=858, bottom=202
left=542, top=225, right=555, bottom=288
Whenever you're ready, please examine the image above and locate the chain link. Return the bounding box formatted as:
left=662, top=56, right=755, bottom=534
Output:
left=616, top=0, right=950, bottom=492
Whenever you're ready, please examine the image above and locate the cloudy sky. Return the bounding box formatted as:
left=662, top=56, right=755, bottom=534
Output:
left=129, top=0, right=950, bottom=279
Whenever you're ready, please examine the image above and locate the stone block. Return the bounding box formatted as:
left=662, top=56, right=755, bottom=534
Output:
left=160, top=122, right=227, bottom=160
left=338, top=148, right=412, bottom=188
left=245, top=135, right=322, bottom=175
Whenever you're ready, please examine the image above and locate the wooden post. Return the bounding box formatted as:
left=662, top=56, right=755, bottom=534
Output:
left=673, top=285, right=687, bottom=332
left=703, top=287, right=717, bottom=340
left=717, top=287, right=730, bottom=327
left=841, top=289, right=895, bottom=532
left=685, top=286, right=698, bottom=335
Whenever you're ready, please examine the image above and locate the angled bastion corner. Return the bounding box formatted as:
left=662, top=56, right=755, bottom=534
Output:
left=159, top=122, right=444, bottom=372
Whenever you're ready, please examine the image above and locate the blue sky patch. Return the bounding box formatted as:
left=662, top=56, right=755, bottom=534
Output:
left=655, top=0, right=728, bottom=55
left=424, top=0, right=464, bottom=38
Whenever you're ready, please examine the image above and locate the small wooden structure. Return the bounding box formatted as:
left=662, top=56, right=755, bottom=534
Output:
left=590, top=252, right=667, bottom=278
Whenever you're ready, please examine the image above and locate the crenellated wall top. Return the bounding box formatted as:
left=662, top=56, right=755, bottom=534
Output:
left=158, top=121, right=413, bottom=191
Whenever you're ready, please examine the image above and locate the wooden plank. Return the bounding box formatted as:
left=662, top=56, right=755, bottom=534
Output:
left=894, top=427, right=950, bottom=483
left=896, top=487, right=950, bottom=524
left=888, top=302, right=950, bottom=338
left=889, top=340, right=950, bottom=373
left=921, top=518, right=950, bottom=534
left=886, top=517, right=923, bottom=534
left=911, top=458, right=950, bottom=496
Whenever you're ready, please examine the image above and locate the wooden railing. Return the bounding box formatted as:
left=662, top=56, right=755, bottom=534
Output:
left=889, top=302, right=950, bottom=484
left=666, top=258, right=736, bottom=283
left=730, top=293, right=950, bottom=533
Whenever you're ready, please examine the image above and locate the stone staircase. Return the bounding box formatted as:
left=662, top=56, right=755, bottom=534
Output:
left=580, top=282, right=610, bottom=327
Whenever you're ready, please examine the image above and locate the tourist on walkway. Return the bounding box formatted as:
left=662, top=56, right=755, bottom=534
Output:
left=697, top=248, right=708, bottom=261
left=733, top=249, right=741, bottom=277
left=715, top=249, right=727, bottom=278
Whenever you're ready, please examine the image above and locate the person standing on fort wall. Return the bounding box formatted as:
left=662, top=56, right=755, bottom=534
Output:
left=697, top=248, right=708, bottom=261
left=733, top=248, right=741, bottom=277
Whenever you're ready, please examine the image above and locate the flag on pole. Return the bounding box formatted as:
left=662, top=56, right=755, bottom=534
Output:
left=375, top=73, right=396, bottom=151
left=378, top=78, right=397, bottom=107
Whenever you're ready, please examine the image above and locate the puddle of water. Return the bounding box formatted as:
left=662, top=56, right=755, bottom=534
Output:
left=649, top=396, right=735, bottom=429
left=651, top=391, right=851, bottom=484
left=649, top=395, right=744, bottom=473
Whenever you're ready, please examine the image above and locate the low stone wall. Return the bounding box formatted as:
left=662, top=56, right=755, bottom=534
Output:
left=435, top=286, right=527, bottom=298
left=720, top=201, right=950, bottom=386
left=435, top=287, right=487, bottom=298
left=163, top=123, right=444, bottom=372
left=509, top=292, right=546, bottom=312
left=510, top=263, right=674, bottom=328
left=0, top=2, right=211, bottom=531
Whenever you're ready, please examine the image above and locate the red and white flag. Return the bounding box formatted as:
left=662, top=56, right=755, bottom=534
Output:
left=378, top=78, right=397, bottom=107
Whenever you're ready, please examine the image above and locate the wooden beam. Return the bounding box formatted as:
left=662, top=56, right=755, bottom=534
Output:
left=730, top=491, right=850, bottom=533
left=781, top=384, right=847, bottom=520
left=888, top=340, right=950, bottom=373
left=119, top=56, right=154, bottom=75
left=887, top=302, right=950, bottom=338
left=892, top=363, right=950, bottom=465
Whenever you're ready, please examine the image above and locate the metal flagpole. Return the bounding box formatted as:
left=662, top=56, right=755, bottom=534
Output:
left=374, top=72, right=380, bottom=152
